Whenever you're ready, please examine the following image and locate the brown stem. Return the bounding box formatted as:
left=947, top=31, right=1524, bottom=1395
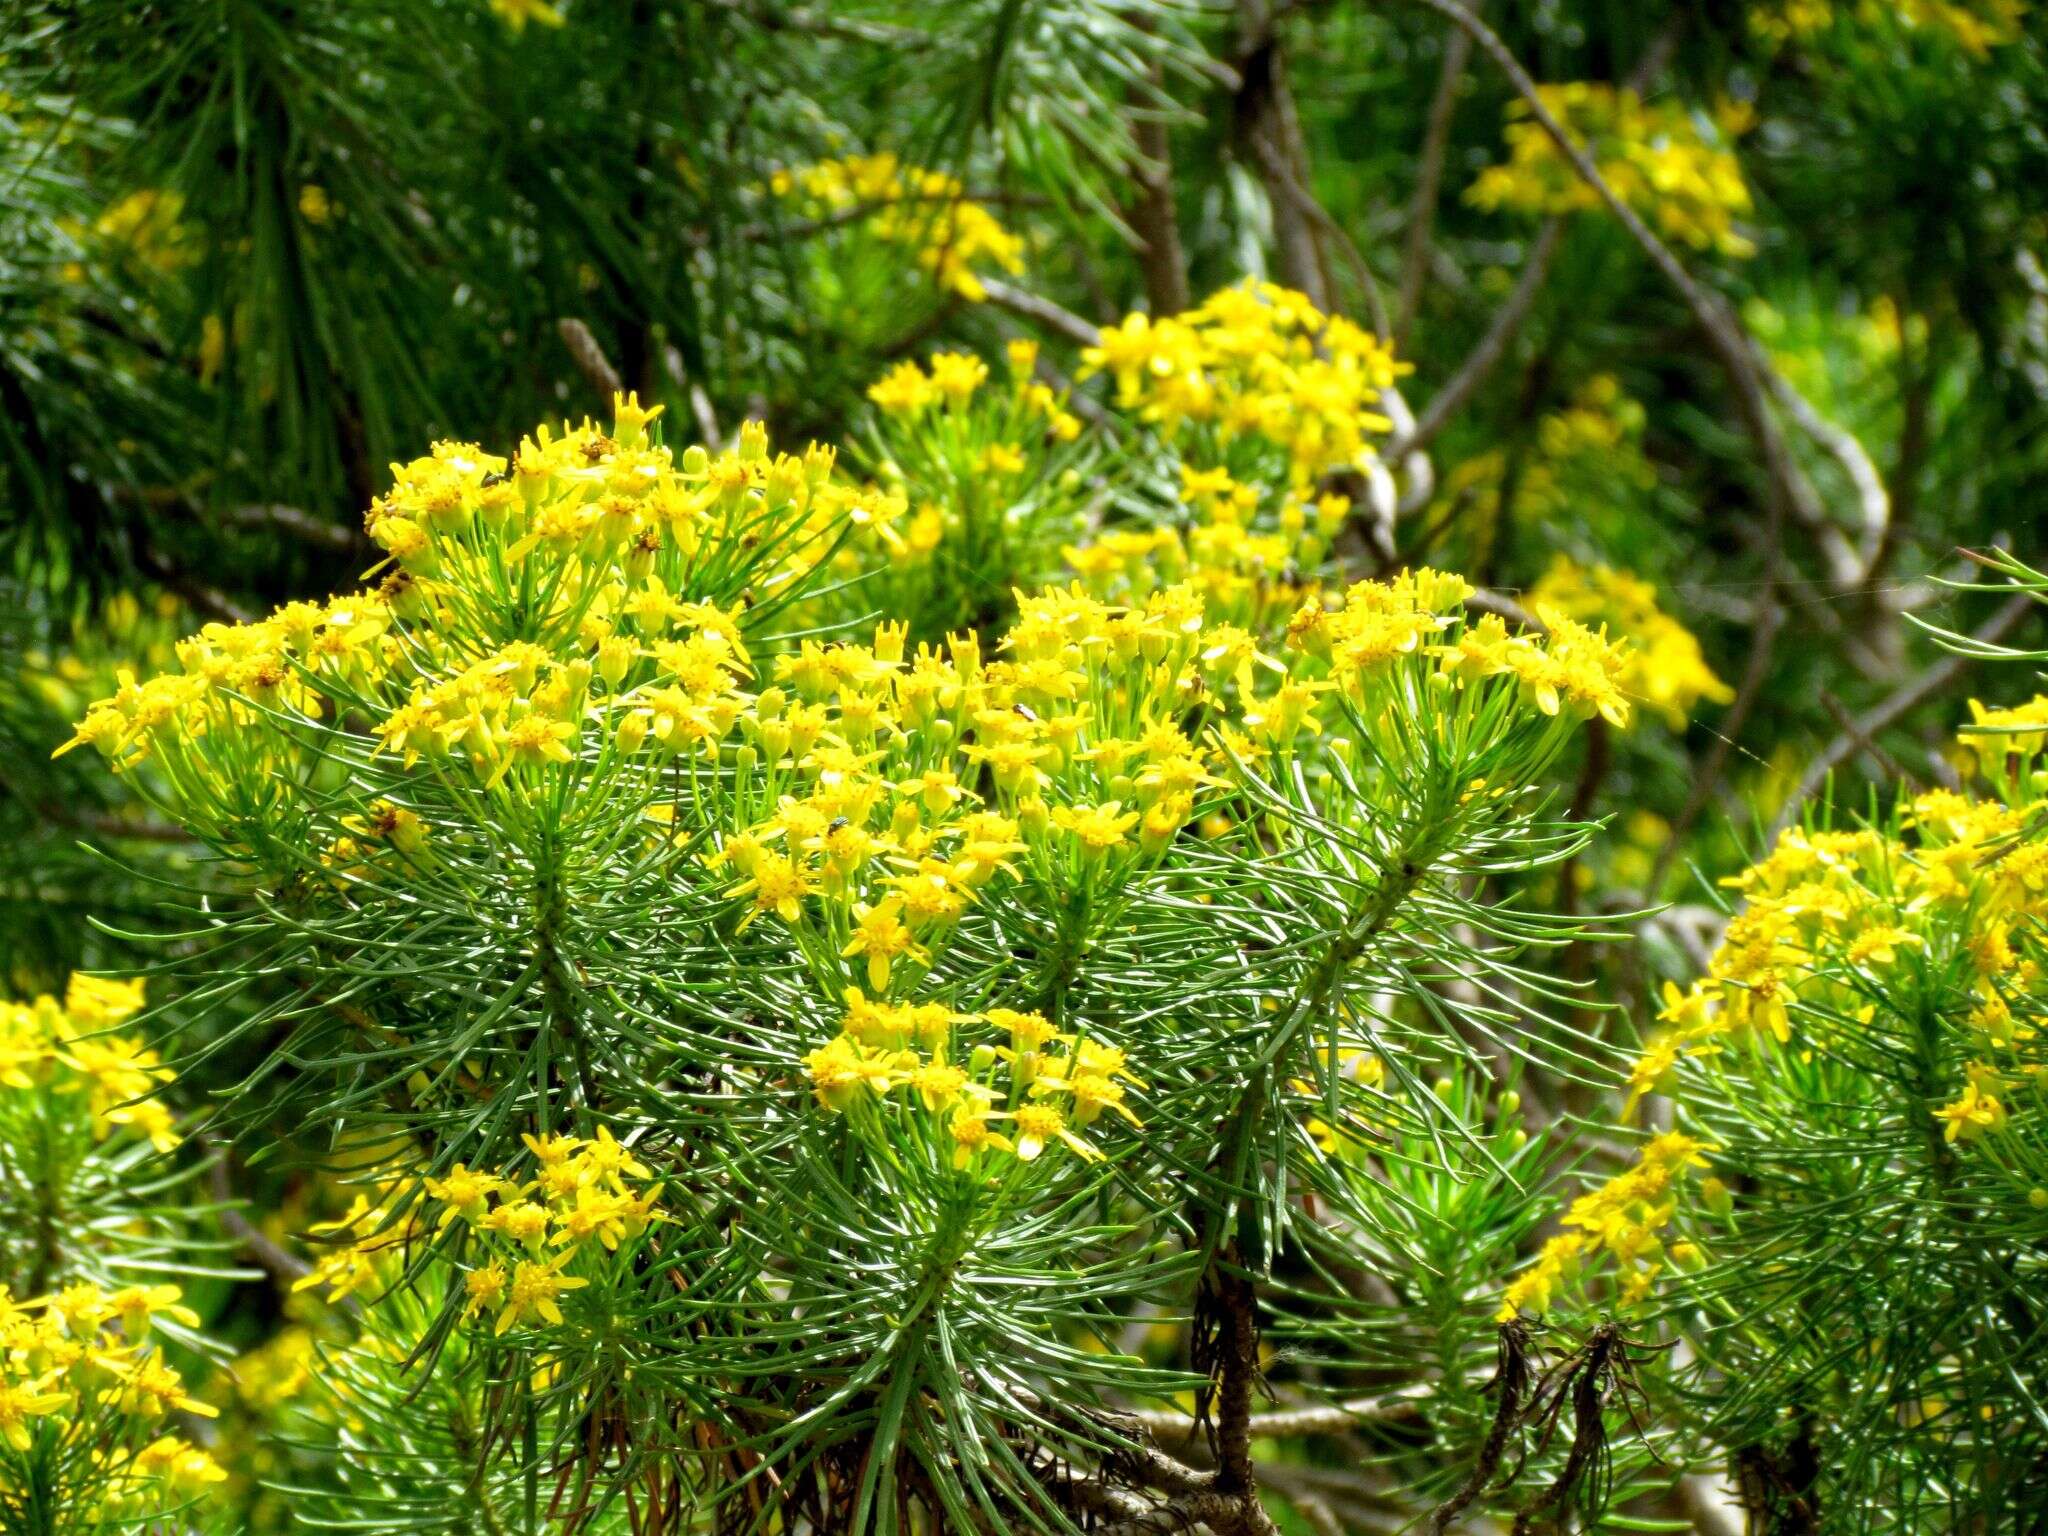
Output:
left=1210, top=1257, right=1262, bottom=1493
left=1127, top=58, right=1192, bottom=315
left=557, top=317, right=624, bottom=404
left=1408, top=0, right=1877, bottom=595
left=978, top=277, right=1103, bottom=348
left=205, top=1137, right=313, bottom=1283
left=1426, top=1320, right=1533, bottom=1534
left=1397, top=21, right=1474, bottom=349
left=1235, top=1, right=1329, bottom=308
left=1649, top=597, right=1784, bottom=895
left=1767, top=592, right=2036, bottom=839
left=1393, top=217, right=1564, bottom=459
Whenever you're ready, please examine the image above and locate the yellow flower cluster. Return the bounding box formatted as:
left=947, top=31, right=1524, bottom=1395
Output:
left=1430, top=374, right=1659, bottom=566
left=857, top=340, right=1090, bottom=612
left=1065, top=464, right=1352, bottom=641
left=421, top=1129, right=661, bottom=1336
left=1080, top=280, right=1406, bottom=487
left=1750, top=0, right=2027, bottom=56
left=489, top=0, right=564, bottom=33
left=707, top=583, right=1237, bottom=991
left=288, top=1193, right=411, bottom=1308
left=868, top=340, right=1080, bottom=444
left=1528, top=555, right=1731, bottom=729
left=0, top=1281, right=222, bottom=1511
left=1277, top=566, right=1632, bottom=730
left=224, top=1325, right=316, bottom=1413
left=1467, top=84, right=1755, bottom=257
left=1630, top=705, right=2048, bottom=1142
left=805, top=998, right=1143, bottom=1171
left=770, top=154, right=1025, bottom=301
left=80, top=187, right=196, bottom=276
left=53, top=400, right=891, bottom=853
left=1497, top=1131, right=1712, bottom=1318
left=1958, top=693, right=2048, bottom=766
left=0, top=975, right=178, bottom=1152
left=1506, top=699, right=2048, bottom=1322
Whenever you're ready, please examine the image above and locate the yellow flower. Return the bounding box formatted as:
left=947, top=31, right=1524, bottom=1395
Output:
left=496, top=1253, right=588, bottom=1334
left=805, top=1034, right=911, bottom=1109
left=490, top=715, right=577, bottom=782
left=481, top=1200, right=552, bottom=1249
left=464, top=1262, right=508, bottom=1319
left=117, top=1350, right=220, bottom=1420
left=1012, top=1103, right=1097, bottom=1161
left=909, top=1061, right=970, bottom=1112
left=136, top=1435, right=228, bottom=1492
left=868, top=360, right=937, bottom=414
left=426, top=1163, right=503, bottom=1226
left=728, top=851, right=814, bottom=929
left=1050, top=801, right=1139, bottom=853
left=840, top=897, right=929, bottom=990
left=927, top=351, right=989, bottom=405
left=1935, top=1077, right=2007, bottom=1143
left=949, top=1109, right=1014, bottom=1168
left=1496, top=1233, right=1585, bottom=1321
left=490, top=0, right=565, bottom=33
left=105, top=1284, right=200, bottom=1340
left=1059, top=1072, right=1141, bottom=1129
left=1468, top=83, right=1754, bottom=258
left=65, top=972, right=148, bottom=1026
left=0, top=1375, right=70, bottom=1452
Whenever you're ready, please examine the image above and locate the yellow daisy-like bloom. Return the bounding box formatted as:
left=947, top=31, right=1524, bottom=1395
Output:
left=0, top=1376, right=70, bottom=1453
left=949, top=1109, right=1014, bottom=1168
left=496, top=1253, right=588, bottom=1335
left=1012, top=1103, right=1098, bottom=1162
left=490, top=0, right=565, bottom=34
left=1049, top=801, right=1139, bottom=853
left=463, top=1262, right=508, bottom=1319
left=841, top=897, right=929, bottom=990
left=729, top=852, right=813, bottom=929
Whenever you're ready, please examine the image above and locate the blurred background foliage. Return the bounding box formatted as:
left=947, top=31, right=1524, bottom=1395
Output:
left=2, top=0, right=2046, bottom=1530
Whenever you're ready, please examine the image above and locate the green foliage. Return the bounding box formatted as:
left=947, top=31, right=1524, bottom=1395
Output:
left=5, top=1, right=2048, bottom=1533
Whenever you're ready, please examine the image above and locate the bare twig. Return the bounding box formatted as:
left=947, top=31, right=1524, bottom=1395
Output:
left=1407, top=0, right=1881, bottom=593
left=1649, top=597, right=1784, bottom=894
left=1390, top=18, right=1673, bottom=461
left=1466, top=586, right=1541, bottom=631
left=224, top=502, right=360, bottom=555
left=662, top=343, right=723, bottom=447
left=978, top=277, right=1104, bottom=348
left=1126, top=1384, right=1430, bottom=1440
left=205, top=1138, right=312, bottom=1283
left=1128, top=54, right=1193, bottom=315
left=557, top=317, right=623, bottom=403
left=134, top=541, right=253, bottom=625
left=1288, top=1491, right=1349, bottom=1536
left=1236, top=0, right=1329, bottom=308
left=1397, top=23, right=1474, bottom=348
left=1768, top=592, right=2035, bottom=838
left=42, top=805, right=192, bottom=845
left=1391, top=218, right=1564, bottom=459
left=1764, top=364, right=1890, bottom=585
left=1818, top=689, right=1915, bottom=788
